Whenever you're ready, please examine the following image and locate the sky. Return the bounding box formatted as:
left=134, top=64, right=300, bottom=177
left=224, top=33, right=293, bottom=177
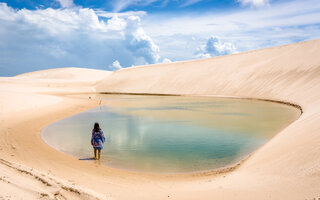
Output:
left=0, top=0, right=319, bottom=76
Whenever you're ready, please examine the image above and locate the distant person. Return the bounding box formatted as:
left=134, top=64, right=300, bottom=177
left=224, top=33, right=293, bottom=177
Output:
left=91, top=122, right=106, bottom=160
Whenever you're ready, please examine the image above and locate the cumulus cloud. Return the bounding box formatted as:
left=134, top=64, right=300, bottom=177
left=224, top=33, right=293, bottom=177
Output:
left=237, top=0, right=269, bottom=7
left=161, top=58, right=172, bottom=63
left=110, top=60, right=123, bottom=70
left=143, top=0, right=320, bottom=62
left=195, top=36, right=236, bottom=58
left=125, top=16, right=160, bottom=65
left=0, top=3, right=161, bottom=76
left=55, top=0, right=75, bottom=8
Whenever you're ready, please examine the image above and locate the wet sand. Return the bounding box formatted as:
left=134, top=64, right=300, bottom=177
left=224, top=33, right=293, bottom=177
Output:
left=1, top=39, right=320, bottom=199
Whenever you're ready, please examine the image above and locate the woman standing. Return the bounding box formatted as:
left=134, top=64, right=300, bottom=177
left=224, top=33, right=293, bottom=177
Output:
left=91, top=122, right=106, bottom=160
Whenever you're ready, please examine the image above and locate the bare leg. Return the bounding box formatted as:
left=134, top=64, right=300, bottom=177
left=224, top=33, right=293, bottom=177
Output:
left=94, top=149, right=97, bottom=160
left=98, top=150, right=101, bottom=160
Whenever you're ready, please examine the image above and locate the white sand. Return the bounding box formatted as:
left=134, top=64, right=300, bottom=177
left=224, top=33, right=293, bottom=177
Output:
left=1, top=40, right=320, bottom=199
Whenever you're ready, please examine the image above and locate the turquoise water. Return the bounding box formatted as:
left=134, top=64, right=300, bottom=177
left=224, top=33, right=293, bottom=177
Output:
left=42, top=95, right=300, bottom=173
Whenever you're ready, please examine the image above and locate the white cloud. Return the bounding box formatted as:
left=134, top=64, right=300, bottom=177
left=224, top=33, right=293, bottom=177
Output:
left=111, top=0, right=205, bottom=12
left=125, top=16, right=160, bottom=64
left=1, top=0, right=320, bottom=76
left=96, top=10, right=147, bottom=18
left=144, top=0, right=320, bottom=37
left=112, top=0, right=158, bottom=12
left=180, top=0, right=204, bottom=7
left=142, top=0, right=320, bottom=61
left=237, top=0, right=269, bottom=7
left=55, top=0, right=74, bottom=8
left=0, top=3, right=162, bottom=76
left=195, top=36, right=236, bottom=58
left=162, top=58, right=172, bottom=63
left=110, top=60, right=122, bottom=70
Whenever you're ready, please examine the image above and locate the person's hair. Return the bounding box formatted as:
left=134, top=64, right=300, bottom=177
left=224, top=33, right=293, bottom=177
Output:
left=94, top=122, right=100, bottom=132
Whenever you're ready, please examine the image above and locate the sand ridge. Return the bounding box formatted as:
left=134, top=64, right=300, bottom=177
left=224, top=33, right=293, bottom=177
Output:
left=1, top=40, right=320, bottom=199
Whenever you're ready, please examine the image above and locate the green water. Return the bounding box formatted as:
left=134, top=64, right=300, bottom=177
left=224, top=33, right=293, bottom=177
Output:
left=41, top=94, right=300, bottom=173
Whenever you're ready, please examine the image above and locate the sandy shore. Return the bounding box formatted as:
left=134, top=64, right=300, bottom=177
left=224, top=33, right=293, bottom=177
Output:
left=1, top=39, right=320, bottom=199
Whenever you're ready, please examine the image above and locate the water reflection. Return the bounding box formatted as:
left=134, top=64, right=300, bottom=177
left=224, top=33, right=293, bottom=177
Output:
left=42, top=95, right=300, bottom=173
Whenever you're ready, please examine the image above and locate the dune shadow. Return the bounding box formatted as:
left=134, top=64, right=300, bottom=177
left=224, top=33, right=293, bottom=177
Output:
left=79, top=157, right=95, bottom=160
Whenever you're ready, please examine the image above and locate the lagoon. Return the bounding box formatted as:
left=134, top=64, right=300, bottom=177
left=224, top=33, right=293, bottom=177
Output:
left=41, top=95, right=300, bottom=173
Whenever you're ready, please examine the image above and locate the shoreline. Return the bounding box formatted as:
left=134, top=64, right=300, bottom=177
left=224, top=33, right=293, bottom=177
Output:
left=1, top=39, right=320, bottom=199
left=48, top=92, right=301, bottom=177
left=100, top=92, right=303, bottom=114
left=8, top=91, right=299, bottom=181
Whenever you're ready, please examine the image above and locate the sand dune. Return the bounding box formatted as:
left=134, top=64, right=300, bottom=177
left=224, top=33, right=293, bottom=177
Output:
left=17, top=67, right=112, bottom=82
left=0, top=68, right=112, bottom=199
left=1, top=40, right=320, bottom=199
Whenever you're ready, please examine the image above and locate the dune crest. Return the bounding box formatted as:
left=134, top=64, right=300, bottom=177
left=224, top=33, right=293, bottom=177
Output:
left=1, top=40, right=320, bottom=199
left=95, top=39, right=320, bottom=197
left=17, top=67, right=112, bottom=82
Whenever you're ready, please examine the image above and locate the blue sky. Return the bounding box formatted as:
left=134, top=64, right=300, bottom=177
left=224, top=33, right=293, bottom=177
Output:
left=2, top=0, right=239, bottom=12
left=0, top=0, right=319, bottom=76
